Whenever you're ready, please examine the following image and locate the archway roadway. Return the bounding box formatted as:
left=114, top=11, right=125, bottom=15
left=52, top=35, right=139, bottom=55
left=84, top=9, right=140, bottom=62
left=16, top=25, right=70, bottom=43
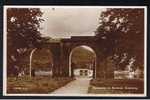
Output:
left=51, top=77, right=91, bottom=94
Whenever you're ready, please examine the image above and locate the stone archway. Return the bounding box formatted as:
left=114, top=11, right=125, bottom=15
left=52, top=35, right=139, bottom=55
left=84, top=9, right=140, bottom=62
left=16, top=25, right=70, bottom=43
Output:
left=60, top=36, right=102, bottom=78
left=32, top=36, right=114, bottom=79
left=68, top=45, right=97, bottom=78
left=29, top=48, right=53, bottom=77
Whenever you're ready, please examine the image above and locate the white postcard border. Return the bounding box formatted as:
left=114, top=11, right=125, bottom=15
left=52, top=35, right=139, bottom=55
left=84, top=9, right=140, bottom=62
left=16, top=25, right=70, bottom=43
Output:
left=3, top=6, right=147, bottom=97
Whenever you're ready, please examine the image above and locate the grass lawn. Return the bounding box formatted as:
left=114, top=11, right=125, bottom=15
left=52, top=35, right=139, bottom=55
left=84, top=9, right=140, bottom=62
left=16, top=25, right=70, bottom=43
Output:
left=88, top=79, right=144, bottom=94
left=7, top=76, right=73, bottom=94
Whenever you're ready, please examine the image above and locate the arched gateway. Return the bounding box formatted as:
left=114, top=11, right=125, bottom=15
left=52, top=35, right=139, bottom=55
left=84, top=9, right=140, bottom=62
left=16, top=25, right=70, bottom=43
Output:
left=69, top=45, right=96, bottom=78
left=30, top=36, right=114, bottom=79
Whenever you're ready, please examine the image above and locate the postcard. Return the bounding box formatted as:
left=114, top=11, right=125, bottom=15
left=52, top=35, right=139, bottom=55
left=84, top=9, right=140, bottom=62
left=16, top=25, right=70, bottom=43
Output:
left=3, top=6, right=147, bottom=97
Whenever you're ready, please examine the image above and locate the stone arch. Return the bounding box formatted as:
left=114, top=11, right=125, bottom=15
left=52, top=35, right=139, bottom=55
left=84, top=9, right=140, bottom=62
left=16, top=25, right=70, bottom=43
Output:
left=68, top=45, right=97, bottom=78
left=29, top=48, right=53, bottom=77
left=60, top=36, right=105, bottom=78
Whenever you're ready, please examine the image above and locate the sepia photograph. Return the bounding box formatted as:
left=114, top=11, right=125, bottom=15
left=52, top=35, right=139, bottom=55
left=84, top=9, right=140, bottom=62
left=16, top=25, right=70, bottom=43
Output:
left=3, top=6, right=147, bottom=97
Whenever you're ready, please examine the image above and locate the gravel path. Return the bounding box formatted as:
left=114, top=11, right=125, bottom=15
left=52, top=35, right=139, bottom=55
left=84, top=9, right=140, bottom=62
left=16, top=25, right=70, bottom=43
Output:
left=51, top=77, right=91, bottom=94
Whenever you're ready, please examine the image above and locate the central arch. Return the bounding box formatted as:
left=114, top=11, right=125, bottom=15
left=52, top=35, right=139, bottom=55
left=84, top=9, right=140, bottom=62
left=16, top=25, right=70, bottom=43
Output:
left=69, top=45, right=97, bottom=78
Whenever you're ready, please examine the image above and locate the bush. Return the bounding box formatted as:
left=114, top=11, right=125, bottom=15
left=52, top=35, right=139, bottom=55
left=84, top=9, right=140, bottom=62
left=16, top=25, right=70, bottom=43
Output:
left=7, top=76, right=73, bottom=94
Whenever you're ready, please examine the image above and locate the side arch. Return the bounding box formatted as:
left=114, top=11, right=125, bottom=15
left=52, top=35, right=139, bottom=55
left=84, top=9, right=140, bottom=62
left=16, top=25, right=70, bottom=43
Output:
left=29, top=48, right=54, bottom=77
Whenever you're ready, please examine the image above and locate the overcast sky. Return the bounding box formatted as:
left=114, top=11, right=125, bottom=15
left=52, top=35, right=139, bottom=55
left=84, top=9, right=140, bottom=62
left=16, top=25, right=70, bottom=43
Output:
left=40, top=8, right=105, bottom=38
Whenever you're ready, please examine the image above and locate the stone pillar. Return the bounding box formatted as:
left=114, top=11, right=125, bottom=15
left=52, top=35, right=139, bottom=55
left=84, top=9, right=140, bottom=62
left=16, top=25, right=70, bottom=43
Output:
left=105, top=56, right=115, bottom=79
left=62, top=55, right=70, bottom=77
left=95, top=55, right=105, bottom=79
left=51, top=44, right=61, bottom=78
left=52, top=57, right=60, bottom=77
left=60, top=43, right=70, bottom=77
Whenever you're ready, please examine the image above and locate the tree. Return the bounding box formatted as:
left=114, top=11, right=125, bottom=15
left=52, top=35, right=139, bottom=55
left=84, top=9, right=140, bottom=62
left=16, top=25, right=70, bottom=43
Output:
left=71, top=46, right=95, bottom=69
left=7, top=8, right=44, bottom=76
left=96, top=8, right=144, bottom=70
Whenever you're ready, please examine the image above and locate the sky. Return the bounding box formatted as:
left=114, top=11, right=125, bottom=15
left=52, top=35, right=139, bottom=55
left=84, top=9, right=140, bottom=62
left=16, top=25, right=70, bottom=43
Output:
left=40, top=7, right=105, bottom=38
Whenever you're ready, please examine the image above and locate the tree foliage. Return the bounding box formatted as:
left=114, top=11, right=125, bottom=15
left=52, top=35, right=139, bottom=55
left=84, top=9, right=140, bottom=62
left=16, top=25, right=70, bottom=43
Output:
left=7, top=8, right=43, bottom=76
left=32, top=48, right=53, bottom=70
left=71, top=47, right=95, bottom=69
left=96, top=8, right=144, bottom=70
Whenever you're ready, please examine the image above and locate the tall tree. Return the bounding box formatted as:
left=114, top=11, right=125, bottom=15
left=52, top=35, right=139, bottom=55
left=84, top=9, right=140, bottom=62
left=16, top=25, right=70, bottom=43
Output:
left=96, top=8, right=144, bottom=70
left=7, top=8, right=43, bottom=76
